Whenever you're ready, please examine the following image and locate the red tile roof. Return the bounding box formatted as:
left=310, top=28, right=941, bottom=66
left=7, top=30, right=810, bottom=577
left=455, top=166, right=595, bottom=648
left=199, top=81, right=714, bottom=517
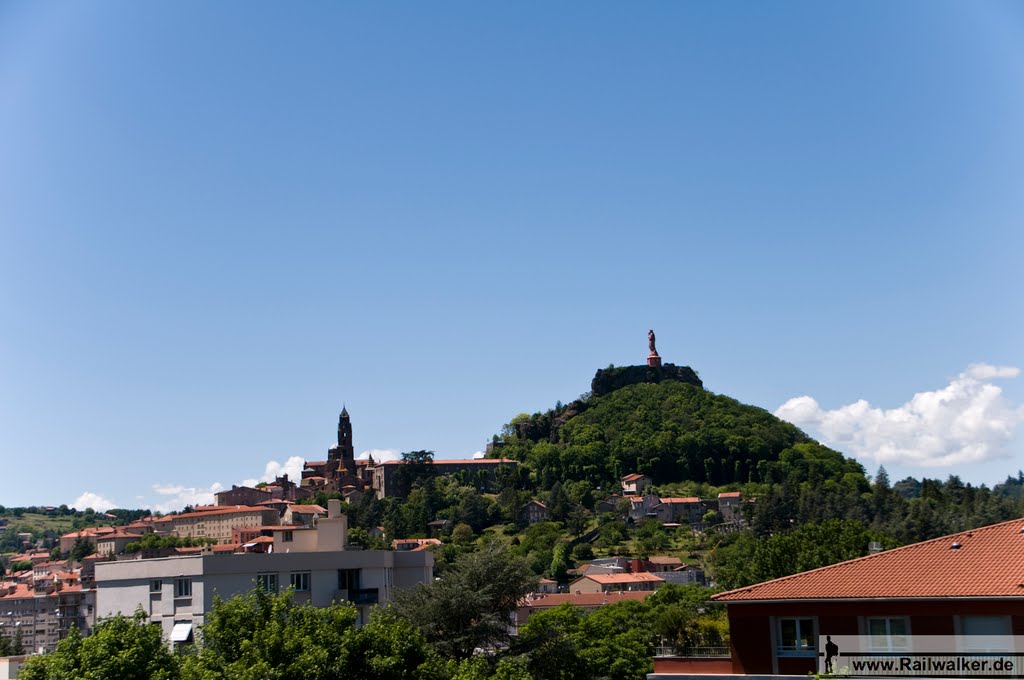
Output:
left=659, top=497, right=701, bottom=504
left=575, top=573, right=665, bottom=585
left=621, top=473, right=647, bottom=482
left=288, top=505, right=326, bottom=514
left=172, top=506, right=270, bottom=520
left=713, top=518, right=1024, bottom=602
left=0, top=584, right=35, bottom=599
left=718, top=491, right=742, bottom=498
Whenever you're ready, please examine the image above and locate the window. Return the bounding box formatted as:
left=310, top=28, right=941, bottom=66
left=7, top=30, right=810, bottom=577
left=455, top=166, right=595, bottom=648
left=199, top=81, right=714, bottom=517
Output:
left=338, top=569, right=361, bottom=592
left=150, top=579, right=163, bottom=593
left=777, top=618, right=816, bottom=657
left=290, top=572, right=310, bottom=592
left=282, top=531, right=293, bottom=543
left=866, top=617, right=909, bottom=651
left=257, top=573, right=278, bottom=594
left=174, top=578, right=192, bottom=599
left=959, top=616, right=1012, bottom=652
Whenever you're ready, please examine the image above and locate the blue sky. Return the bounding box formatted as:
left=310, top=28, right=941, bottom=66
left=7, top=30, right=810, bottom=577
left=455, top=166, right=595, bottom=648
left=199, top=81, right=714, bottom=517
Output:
left=1, top=2, right=1022, bottom=511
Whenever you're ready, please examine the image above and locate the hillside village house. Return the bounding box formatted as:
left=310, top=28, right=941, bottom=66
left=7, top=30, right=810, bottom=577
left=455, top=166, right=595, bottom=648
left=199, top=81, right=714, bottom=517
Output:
left=520, top=500, right=549, bottom=525
left=718, top=490, right=743, bottom=522
left=283, top=504, right=326, bottom=527
left=621, top=473, right=652, bottom=495
left=652, top=497, right=707, bottom=524
left=570, top=572, right=665, bottom=594
left=711, top=517, right=1024, bottom=676
left=95, top=501, right=434, bottom=642
left=627, top=494, right=661, bottom=521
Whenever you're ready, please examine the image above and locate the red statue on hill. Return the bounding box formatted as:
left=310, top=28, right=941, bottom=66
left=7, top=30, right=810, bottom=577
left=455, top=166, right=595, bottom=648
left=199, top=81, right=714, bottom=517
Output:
left=647, top=329, right=662, bottom=367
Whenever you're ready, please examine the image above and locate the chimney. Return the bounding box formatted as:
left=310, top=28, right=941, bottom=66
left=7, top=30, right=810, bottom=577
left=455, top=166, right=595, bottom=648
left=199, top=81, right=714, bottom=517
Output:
left=315, top=499, right=348, bottom=552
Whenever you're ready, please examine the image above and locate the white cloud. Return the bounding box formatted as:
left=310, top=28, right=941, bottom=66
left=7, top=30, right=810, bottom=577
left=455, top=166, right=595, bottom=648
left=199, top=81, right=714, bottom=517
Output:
left=775, top=364, right=1024, bottom=467
left=240, top=456, right=306, bottom=488
left=72, top=492, right=117, bottom=513
left=357, top=449, right=401, bottom=462
left=150, top=483, right=223, bottom=514
left=471, top=450, right=485, bottom=459
left=148, top=456, right=309, bottom=514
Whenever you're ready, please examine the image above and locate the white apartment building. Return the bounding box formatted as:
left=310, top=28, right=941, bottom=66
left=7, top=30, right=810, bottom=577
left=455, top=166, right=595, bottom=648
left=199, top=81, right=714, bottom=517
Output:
left=94, top=500, right=433, bottom=643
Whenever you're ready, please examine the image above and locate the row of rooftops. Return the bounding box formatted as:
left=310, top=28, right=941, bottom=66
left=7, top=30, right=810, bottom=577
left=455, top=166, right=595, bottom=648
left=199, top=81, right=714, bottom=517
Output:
left=0, top=554, right=90, bottom=602
left=60, top=502, right=328, bottom=536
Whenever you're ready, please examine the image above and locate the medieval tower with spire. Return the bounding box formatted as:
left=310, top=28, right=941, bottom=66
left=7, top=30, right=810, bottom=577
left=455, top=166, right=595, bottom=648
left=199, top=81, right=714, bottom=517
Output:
left=301, top=406, right=367, bottom=493
left=329, top=406, right=356, bottom=476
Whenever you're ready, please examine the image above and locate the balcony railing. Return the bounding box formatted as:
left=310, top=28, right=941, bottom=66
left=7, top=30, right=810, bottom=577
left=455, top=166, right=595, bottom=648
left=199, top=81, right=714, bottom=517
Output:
left=335, top=588, right=379, bottom=605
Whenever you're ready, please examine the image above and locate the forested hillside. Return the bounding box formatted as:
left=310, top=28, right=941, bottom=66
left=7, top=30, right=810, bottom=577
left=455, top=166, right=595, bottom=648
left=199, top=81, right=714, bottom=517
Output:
left=498, top=380, right=851, bottom=488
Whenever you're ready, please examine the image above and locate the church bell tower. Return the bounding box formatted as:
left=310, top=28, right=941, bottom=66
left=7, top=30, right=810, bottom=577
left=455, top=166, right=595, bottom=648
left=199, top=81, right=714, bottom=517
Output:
left=335, top=406, right=355, bottom=473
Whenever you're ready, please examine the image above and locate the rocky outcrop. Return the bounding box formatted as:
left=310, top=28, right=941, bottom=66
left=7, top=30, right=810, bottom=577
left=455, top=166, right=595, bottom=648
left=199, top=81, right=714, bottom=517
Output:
left=590, top=363, right=702, bottom=397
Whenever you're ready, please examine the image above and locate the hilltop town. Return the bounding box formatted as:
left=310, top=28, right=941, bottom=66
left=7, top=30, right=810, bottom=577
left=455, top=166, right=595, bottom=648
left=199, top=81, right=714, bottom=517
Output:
left=2, top=344, right=1023, bottom=678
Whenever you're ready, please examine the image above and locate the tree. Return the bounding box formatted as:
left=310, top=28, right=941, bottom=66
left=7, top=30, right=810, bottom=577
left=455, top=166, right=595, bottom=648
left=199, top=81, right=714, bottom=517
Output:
left=393, top=450, right=437, bottom=498
left=546, top=483, right=570, bottom=522
left=390, top=542, right=538, bottom=659
left=548, top=543, right=571, bottom=582
left=183, top=587, right=365, bottom=680
left=570, top=543, right=594, bottom=562
left=451, top=523, right=475, bottom=546
left=636, top=519, right=669, bottom=555
left=516, top=600, right=655, bottom=680
left=714, top=520, right=899, bottom=590
left=69, top=537, right=95, bottom=562
left=19, top=610, right=178, bottom=680
left=566, top=506, right=589, bottom=537
left=336, top=609, right=446, bottom=680
left=649, top=585, right=728, bottom=654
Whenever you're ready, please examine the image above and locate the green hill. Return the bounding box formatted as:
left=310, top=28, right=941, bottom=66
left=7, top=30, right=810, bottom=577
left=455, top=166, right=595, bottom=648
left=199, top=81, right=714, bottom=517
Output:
left=496, top=367, right=864, bottom=491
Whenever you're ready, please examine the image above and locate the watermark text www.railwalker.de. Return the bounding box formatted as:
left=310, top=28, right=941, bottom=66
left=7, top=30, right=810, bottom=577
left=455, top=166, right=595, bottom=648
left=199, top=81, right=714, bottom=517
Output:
left=847, top=655, right=1014, bottom=675
left=820, top=635, right=1024, bottom=677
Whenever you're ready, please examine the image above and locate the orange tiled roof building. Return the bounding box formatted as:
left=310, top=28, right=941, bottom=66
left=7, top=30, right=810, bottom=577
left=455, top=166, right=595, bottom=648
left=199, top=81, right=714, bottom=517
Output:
left=711, top=517, right=1024, bottom=675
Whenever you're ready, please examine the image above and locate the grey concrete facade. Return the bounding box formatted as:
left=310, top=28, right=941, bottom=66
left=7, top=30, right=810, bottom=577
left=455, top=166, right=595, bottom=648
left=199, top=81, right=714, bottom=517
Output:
left=95, top=548, right=433, bottom=642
